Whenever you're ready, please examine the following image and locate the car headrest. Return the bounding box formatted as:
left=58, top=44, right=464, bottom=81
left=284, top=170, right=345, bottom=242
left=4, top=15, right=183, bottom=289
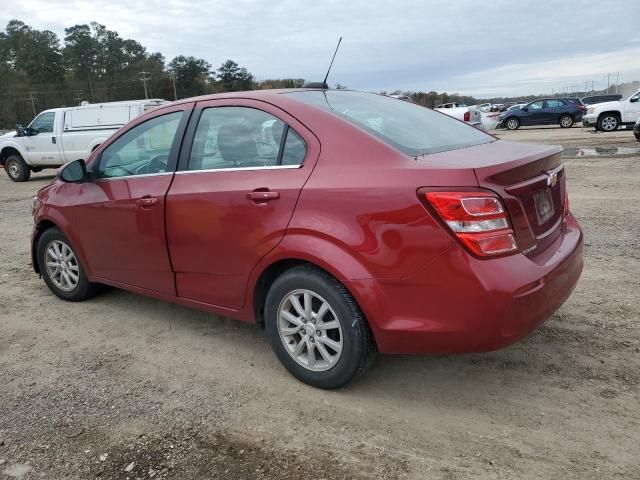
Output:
left=217, top=123, right=257, bottom=165
left=272, top=121, right=285, bottom=145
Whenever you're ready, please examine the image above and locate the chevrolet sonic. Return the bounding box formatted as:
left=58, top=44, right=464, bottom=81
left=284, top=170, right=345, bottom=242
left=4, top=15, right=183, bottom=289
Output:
left=31, top=89, right=584, bottom=388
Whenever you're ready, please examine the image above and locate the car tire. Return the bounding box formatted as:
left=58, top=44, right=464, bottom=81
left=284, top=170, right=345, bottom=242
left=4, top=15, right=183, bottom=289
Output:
left=5, top=154, right=31, bottom=182
left=264, top=265, right=376, bottom=389
left=505, top=117, right=520, bottom=130
left=559, top=114, right=573, bottom=128
left=598, top=114, right=619, bottom=132
left=37, top=227, right=100, bottom=302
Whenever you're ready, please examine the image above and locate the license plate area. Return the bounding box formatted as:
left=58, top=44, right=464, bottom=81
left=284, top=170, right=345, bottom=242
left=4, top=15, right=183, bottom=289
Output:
left=534, top=188, right=554, bottom=225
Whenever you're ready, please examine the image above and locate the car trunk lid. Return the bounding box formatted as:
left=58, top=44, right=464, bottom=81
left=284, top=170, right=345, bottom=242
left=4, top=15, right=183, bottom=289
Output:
left=415, top=140, right=566, bottom=259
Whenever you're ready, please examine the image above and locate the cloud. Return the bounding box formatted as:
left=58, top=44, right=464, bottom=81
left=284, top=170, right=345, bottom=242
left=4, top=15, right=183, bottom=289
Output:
left=1, top=0, right=638, bottom=97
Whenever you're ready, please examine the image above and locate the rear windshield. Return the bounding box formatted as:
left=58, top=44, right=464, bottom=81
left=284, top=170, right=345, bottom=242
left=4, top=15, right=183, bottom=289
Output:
left=285, top=90, right=493, bottom=156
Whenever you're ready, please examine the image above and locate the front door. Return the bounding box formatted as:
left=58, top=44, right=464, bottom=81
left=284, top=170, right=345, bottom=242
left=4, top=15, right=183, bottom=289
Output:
left=625, top=92, right=640, bottom=122
left=521, top=100, right=546, bottom=125
left=69, top=104, right=192, bottom=294
left=166, top=99, right=320, bottom=309
left=23, top=111, right=62, bottom=165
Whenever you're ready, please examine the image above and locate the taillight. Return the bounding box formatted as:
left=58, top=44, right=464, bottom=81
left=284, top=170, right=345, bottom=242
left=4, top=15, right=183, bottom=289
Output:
left=577, top=105, right=585, bottom=111
left=463, top=111, right=470, bottom=122
left=424, top=191, right=518, bottom=257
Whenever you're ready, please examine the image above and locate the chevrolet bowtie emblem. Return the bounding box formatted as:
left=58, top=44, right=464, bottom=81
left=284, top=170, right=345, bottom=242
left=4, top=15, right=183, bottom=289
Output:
left=547, top=171, right=559, bottom=188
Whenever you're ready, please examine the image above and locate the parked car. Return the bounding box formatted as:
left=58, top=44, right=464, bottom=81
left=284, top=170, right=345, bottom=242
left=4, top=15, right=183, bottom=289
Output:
left=634, top=117, right=640, bottom=141
left=435, top=105, right=483, bottom=129
left=582, top=89, right=640, bottom=131
left=435, top=102, right=466, bottom=108
left=498, top=98, right=585, bottom=130
left=0, top=99, right=167, bottom=182
left=31, top=89, right=583, bottom=389
left=580, top=94, right=622, bottom=106
left=506, top=103, right=526, bottom=111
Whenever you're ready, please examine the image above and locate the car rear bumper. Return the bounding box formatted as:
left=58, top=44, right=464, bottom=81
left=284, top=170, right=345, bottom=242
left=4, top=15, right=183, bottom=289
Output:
left=348, top=214, right=583, bottom=354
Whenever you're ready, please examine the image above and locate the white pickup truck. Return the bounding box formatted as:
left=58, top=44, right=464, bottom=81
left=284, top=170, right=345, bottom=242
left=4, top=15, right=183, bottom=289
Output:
left=0, top=99, right=166, bottom=181
left=582, top=89, right=640, bottom=132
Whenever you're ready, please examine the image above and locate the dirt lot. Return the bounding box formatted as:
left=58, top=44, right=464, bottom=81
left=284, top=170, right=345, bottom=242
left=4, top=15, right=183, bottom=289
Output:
left=1, top=125, right=639, bottom=479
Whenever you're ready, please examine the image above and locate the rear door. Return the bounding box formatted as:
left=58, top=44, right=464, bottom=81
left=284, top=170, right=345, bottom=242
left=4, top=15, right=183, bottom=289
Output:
left=165, top=98, right=320, bottom=309
left=544, top=99, right=565, bottom=123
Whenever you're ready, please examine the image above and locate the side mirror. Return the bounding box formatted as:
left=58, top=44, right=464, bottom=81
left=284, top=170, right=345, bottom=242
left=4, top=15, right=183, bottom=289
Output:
left=630, top=96, right=639, bottom=103
left=15, top=124, right=25, bottom=136
left=58, top=159, right=87, bottom=183
left=522, top=106, right=528, bottom=112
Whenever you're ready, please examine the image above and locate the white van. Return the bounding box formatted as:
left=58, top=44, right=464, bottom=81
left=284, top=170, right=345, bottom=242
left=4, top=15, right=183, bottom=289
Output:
left=0, top=99, right=167, bottom=181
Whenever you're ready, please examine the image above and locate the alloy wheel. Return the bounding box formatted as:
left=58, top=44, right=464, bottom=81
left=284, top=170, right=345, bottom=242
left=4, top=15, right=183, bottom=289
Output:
left=506, top=118, right=519, bottom=130
left=45, top=240, right=80, bottom=292
left=560, top=116, right=573, bottom=127
left=601, top=116, right=618, bottom=131
left=277, top=289, right=343, bottom=372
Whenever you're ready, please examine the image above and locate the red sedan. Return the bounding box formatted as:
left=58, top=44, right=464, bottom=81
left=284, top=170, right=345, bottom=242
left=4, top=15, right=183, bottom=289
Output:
left=31, top=89, right=583, bottom=388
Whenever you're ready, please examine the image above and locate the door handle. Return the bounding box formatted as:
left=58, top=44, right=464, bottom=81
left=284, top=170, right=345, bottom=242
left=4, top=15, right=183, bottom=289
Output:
left=246, top=190, right=280, bottom=202
left=51, top=136, right=56, bottom=144
left=136, top=196, right=158, bottom=207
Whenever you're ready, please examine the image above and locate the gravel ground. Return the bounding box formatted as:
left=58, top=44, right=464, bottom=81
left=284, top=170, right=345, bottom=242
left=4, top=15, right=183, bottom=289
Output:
left=0, top=125, right=639, bottom=479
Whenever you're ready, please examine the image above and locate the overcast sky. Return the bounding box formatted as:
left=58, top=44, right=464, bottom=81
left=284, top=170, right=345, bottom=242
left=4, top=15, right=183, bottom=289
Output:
left=2, top=0, right=639, bottom=98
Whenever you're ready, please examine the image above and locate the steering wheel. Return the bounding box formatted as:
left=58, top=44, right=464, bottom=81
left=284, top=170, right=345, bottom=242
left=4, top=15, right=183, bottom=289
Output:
left=147, top=154, right=169, bottom=174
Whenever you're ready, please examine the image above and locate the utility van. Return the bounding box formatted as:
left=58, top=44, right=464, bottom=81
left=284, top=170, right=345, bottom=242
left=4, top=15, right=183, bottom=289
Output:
left=0, top=99, right=167, bottom=181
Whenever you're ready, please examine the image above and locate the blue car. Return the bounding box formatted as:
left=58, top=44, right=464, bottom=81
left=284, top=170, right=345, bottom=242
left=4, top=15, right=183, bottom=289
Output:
left=499, top=98, right=585, bottom=130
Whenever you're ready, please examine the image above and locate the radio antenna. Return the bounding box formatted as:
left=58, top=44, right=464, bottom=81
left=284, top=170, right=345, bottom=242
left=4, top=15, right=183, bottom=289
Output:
left=322, top=37, right=342, bottom=88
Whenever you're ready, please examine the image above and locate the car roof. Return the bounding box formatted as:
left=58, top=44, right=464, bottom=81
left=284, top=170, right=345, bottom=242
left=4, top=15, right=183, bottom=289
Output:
left=173, top=88, right=326, bottom=106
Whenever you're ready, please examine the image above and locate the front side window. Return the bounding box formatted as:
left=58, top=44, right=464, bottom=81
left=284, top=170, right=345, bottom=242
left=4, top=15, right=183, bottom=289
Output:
left=188, top=106, right=306, bottom=171
left=286, top=91, right=492, bottom=156
left=30, top=112, right=55, bottom=133
left=528, top=101, right=545, bottom=110
left=96, top=111, right=183, bottom=179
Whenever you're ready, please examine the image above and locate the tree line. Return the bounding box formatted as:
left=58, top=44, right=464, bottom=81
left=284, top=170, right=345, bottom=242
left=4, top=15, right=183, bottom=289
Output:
left=0, top=19, right=304, bottom=127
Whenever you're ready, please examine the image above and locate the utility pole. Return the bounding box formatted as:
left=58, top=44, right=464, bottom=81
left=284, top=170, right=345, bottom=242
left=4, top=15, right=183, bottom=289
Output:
left=139, top=71, right=151, bottom=99
left=606, top=73, right=611, bottom=94
left=88, top=74, right=95, bottom=102
left=26, top=92, right=36, bottom=116
left=615, top=72, right=620, bottom=93
left=591, top=80, right=594, bottom=95
left=74, top=90, right=83, bottom=105
left=169, top=72, right=178, bottom=101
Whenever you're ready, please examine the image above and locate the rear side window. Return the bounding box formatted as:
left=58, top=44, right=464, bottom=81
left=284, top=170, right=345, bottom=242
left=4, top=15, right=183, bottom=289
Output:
left=286, top=90, right=492, bottom=156
left=188, top=106, right=306, bottom=171
left=546, top=100, right=564, bottom=108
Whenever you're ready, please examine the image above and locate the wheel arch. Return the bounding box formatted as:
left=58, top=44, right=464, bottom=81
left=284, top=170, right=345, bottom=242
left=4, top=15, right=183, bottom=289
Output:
left=32, top=219, right=59, bottom=274
left=32, top=214, right=93, bottom=279
left=249, top=233, right=375, bottom=326
left=0, top=146, right=24, bottom=166
left=598, top=110, right=622, bottom=121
